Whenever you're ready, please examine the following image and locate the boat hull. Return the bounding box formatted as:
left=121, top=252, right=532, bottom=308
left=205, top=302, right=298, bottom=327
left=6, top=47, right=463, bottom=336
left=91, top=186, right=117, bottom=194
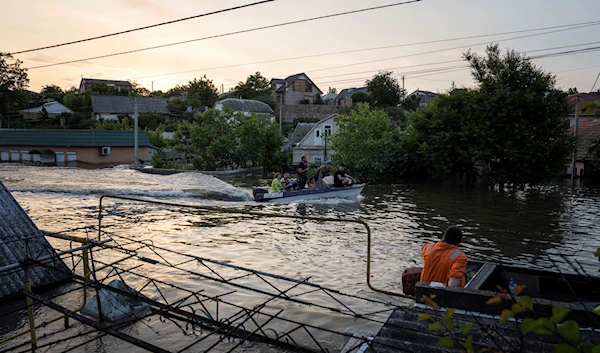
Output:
left=254, top=184, right=365, bottom=202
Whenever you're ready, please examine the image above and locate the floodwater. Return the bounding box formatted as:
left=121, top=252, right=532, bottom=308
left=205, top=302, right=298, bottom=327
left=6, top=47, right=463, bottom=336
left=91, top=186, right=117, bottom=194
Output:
left=1, top=165, right=599, bottom=352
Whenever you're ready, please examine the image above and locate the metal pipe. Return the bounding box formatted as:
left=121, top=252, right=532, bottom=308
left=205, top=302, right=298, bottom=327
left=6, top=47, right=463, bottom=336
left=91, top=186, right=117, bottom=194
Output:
left=97, top=194, right=414, bottom=299
left=25, top=278, right=37, bottom=352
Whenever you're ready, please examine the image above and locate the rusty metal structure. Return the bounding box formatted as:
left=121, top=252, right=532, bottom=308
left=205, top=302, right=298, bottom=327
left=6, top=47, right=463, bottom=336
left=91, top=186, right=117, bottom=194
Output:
left=0, top=194, right=416, bottom=353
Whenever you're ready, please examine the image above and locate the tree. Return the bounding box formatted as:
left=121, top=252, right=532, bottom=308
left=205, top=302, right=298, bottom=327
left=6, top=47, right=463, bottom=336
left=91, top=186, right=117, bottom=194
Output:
left=328, top=87, right=337, bottom=94
left=330, top=103, right=401, bottom=183
left=0, top=52, right=29, bottom=118
left=234, top=72, right=271, bottom=99
left=94, top=117, right=134, bottom=130
left=187, top=76, right=219, bottom=107
left=365, top=71, right=404, bottom=108
left=567, top=87, right=578, bottom=95
left=40, top=84, right=65, bottom=103
left=403, top=44, right=575, bottom=186
left=351, top=91, right=372, bottom=105
left=402, top=94, right=421, bottom=111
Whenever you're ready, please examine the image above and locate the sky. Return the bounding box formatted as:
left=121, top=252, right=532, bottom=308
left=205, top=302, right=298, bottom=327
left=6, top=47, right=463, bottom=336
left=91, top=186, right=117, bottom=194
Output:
left=2, top=0, right=600, bottom=95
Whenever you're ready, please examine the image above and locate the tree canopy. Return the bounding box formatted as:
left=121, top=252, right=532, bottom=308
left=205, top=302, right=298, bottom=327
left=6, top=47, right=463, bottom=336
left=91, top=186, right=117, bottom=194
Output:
left=0, top=52, right=29, bottom=118
left=402, top=44, right=574, bottom=186
left=187, top=76, right=219, bottom=107
left=330, top=103, right=401, bottom=183
left=365, top=71, right=404, bottom=108
left=234, top=72, right=271, bottom=99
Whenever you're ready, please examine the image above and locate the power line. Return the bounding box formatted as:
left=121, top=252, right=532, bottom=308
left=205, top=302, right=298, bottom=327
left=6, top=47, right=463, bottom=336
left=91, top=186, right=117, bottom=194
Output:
left=307, top=22, right=600, bottom=74
left=129, top=20, right=600, bottom=81
left=590, top=72, right=600, bottom=92
left=10, top=0, right=276, bottom=55
left=25, top=0, right=423, bottom=70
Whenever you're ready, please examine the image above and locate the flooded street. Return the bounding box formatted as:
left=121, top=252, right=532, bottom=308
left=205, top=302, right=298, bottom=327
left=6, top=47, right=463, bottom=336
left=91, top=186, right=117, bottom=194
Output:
left=1, top=165, right=599, bottom=352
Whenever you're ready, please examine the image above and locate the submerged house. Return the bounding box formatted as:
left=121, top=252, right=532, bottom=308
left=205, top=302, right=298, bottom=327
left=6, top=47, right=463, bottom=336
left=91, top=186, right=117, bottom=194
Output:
left=292, top=114, right=338, bottom=166
left=0, top=181, right=70, bottom=300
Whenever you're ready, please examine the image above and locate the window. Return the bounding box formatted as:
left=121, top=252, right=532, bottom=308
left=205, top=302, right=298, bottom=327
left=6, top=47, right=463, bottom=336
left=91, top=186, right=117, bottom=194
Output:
left=294, top=80, right=312, bottom=92
left=314, top=157, right=322, bottom=166
left=276, top=95, right=281, bottom=103
left=324, top=125, right=332, bottom=135
left=315, top=130, right=320, bottom=138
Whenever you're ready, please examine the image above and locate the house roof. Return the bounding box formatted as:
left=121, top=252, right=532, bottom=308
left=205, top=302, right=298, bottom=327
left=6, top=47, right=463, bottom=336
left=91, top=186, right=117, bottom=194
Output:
left=0, top=181, right=70, bottom=300
left=407, top=89, right=437, bottom=98
left=283, top=122, right=317, bottom=150
left=569, top=119, right=600, bottom=160
left=214, top=98, right=274, bottom=114
left=568, top=92, right=600, bottom=116
left=336, top=87, right=369, bottom=100
left=296, top=114, right=338, bottom=147
left=81, top=78, right=132, bottom=86
left=321, top=93, right=338, bottom=101
left=90, top=95, right=170, bottom=115
left=18, top=101, right=73, bottom=115
left=272, top=73, right=323, bottom=94
left=0, top=129, right=151, bottom=147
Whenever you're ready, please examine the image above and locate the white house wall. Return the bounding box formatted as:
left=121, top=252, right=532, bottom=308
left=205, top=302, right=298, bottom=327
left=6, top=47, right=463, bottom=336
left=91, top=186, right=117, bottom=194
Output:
left=293, top=116, right=338, bottom=165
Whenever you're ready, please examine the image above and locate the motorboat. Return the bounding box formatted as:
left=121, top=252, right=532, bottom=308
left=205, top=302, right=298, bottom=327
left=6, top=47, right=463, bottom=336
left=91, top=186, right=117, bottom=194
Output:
left=253, top=183, right=365, bottom=202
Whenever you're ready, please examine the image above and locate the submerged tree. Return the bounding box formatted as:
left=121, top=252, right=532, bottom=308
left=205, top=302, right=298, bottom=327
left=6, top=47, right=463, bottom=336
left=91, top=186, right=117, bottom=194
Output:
left=403, top=44, right=574, bottom=186
left=365, top=71, right=404, bottom=108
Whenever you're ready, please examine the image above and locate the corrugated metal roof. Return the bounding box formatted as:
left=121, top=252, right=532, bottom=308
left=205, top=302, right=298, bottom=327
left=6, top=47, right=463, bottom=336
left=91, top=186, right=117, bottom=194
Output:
left=17, top=101, right=74, bottom=115
left=0, top=130, right=151, bottom=147
left=0, top=181, right=71, bottom=300
left=90, top=95, right=170, bottom=115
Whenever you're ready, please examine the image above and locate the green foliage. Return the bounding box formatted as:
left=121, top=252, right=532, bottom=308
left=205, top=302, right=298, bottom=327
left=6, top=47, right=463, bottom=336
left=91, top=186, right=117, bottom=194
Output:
left=328, top=87, right=337, bottom=94
left=365, top=71, right=405, bottom=107
left=63, top=91, right=90, bottom=111
left=94, top=117, right=133, bottom=130
left=187, top=75, right=219, bottom=107
left=402, top=94, right=421, bottom=111
left=254, top=94, right=277, bottom=111
left=40, top=84, right=65, bottom=103
left=314, top=94, right=324, bottom=105
left=351, top=91, right=372, bottom=105
left=234, top=72, right=271, bottom=99
left=172, top=108, right=284, bottom=171
left=89, top=83, right=128, bottom=96
left=151, top=154, right=182, bottom=169
left=403, top=45, right=575, bottom=186
left=567, top=87, right=578, bottom=95
left=330, top=103, right=401, bottom=183
left=148, top=124, right=170, bottom=148
left=0, top=52, right=29, bottom=117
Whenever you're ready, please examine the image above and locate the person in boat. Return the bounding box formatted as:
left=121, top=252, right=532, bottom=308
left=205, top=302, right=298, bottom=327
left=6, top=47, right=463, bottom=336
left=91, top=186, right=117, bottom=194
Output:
left=333, top=163, right=354, bottom=187
left=271, top=172, right=283, bottom=193
left=420, top=226, right=468, bottom=287
left=296, top=155, right=309, bottom=190
left=312, top=161, right=332, bottom=189
left=281, top=172, right=297, bottom=191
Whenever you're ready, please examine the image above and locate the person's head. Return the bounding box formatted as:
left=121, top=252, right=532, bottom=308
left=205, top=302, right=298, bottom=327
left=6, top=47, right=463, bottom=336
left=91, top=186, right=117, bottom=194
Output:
left=442, top=226, right=463, bottom=245
left=326, top=161, right=332, bottom=169
left=301, top=155, right=307, bottom=163
left=283, top=172, right=290, bottom=179
left=339, top=163, right=345, bottom=171
left=274, top=172, right=280, bottom=179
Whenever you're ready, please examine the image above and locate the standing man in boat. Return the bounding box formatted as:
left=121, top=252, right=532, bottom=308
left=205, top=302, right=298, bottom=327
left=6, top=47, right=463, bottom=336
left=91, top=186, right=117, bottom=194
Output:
left=420, top=226, right=468, bottom=287
left=297, top=155, right=309, bottom=190
left=333, top=163, right=354, bottom=187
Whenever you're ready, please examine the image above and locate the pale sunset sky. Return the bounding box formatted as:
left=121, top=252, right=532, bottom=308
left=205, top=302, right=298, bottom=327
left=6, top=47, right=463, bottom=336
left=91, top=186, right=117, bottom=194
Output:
left=2, top=0, right=599, bottom=94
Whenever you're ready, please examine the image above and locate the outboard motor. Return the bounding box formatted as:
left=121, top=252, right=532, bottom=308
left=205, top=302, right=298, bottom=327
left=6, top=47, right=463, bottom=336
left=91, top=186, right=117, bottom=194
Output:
left=253, top=188, right=268, bottom=198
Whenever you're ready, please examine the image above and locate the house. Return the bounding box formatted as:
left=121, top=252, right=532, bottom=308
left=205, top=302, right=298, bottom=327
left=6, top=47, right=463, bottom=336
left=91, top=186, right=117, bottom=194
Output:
left=79, top=78, right=132, bottom=94
left=270, top=73, right=323, bottom=105
left=335, top=87, right=369, bottom=107
left=17, top=101, right=73, bottom=121
left=214, top=98, right=274, bottom=118
left=321, top=93, right=338, bottom=105
left=567, top=119, right=600, bottom=177
left=406, top=89, right=438, bottom=107
left=568, top=92, right=600, bottom=127
left=90, top=95, right=170, bottom=121
left=0, top=129, right=151, bottom=167
left=292, top=114, right=338, bottom=166
left=283, top=122, right=317, bottom=151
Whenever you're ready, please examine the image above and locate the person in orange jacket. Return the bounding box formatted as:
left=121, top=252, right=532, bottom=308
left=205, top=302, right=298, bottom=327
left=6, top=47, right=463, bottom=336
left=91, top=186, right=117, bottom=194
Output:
left=420, top=226, right=468, bottom=287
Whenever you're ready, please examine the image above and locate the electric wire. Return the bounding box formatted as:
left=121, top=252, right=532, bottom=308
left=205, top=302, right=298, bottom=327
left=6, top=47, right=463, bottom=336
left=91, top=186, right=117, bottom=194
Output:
left=9, top=0, right=275, bottom=55
left=25, top=0, right=424, bottom=70
left=590, top=72, right=600, bottom=92
left=128, top=20, right=600, bottom=80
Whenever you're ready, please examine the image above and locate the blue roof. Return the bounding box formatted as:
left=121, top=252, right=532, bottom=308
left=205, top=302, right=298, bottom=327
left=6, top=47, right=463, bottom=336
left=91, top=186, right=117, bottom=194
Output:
left=0, top=129, right=150, bottom=147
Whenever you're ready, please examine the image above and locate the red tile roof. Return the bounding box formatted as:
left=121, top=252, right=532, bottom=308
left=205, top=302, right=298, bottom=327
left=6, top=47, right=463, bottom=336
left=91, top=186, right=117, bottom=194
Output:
left=568, top=92, right=600, bottom=116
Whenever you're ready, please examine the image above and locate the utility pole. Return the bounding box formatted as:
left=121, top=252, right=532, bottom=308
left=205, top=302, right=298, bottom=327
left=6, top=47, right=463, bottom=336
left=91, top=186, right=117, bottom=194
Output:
left=571, top=97, right=581, bottom=184
left=402, top=76, right=405, bottom=96
left=133, top=96, right=139, bottom=166
left=151, top=81, right=153, bottom=93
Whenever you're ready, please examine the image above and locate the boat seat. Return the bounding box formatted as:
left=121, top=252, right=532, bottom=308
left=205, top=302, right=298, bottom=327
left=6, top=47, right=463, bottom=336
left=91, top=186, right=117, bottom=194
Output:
left=465, top=263, right=496, bottom=290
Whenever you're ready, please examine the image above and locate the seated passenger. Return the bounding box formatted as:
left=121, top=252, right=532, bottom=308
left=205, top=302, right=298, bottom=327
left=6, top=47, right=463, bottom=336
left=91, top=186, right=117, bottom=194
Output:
left=420, top=226, right=468, bottom=287
left=271, top=172, right=283, bottom=193
left=281, top=172, right=296, bottom=191
left=333, top=163, right=354, bottom=187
